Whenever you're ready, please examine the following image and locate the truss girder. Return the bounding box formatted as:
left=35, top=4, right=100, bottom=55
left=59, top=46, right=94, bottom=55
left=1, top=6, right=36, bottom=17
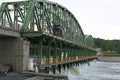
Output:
left=85, top=35, right=95, bottom=47
left=0, top=1, right=29, bottom=30
left=0, top=0, right=86, bottom=46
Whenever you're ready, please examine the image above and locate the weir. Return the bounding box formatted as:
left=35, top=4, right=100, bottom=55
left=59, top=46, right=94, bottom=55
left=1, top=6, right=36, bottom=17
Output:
left=0, top=0, right=97, bottom=73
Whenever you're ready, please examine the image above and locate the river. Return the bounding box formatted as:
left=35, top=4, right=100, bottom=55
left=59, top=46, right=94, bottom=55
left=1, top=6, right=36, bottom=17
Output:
left=59, top=60, right=120, bottom=80
left=1, top=60, right=120, bottom=80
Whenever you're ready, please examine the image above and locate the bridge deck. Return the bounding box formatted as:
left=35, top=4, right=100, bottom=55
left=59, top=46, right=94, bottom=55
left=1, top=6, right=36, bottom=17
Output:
left=0, top=26, right=20, bottom=37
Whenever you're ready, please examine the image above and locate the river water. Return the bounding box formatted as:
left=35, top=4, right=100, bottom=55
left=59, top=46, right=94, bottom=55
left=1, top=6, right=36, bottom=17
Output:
left=1, top=60, right=120, bottom=80
left=60, top=60, right=120, bottom=80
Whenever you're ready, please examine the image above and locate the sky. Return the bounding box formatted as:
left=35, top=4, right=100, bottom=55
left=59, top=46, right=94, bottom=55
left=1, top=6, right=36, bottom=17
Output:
left=0, top=0, right=120, bottom=40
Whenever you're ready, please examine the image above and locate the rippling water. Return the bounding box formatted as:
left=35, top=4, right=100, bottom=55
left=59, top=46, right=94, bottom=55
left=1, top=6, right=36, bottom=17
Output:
left=2, top=60, right=120, bottom=80
left=60, top=60, right=120, bottom=80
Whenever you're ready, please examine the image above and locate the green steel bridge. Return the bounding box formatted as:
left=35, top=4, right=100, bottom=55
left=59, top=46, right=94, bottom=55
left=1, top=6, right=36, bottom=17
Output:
left=0, top=0, right=97, bottom=73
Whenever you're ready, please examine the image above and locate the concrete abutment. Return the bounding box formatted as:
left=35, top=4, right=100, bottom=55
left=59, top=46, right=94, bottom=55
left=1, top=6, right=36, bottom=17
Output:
left=0, top=37, right=30, bottom=72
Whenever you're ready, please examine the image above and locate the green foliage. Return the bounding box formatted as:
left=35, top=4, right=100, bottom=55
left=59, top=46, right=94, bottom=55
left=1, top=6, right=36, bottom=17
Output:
left=94, top=38, right=120, bottom=54
left=103, top=51, right=120, bottom=57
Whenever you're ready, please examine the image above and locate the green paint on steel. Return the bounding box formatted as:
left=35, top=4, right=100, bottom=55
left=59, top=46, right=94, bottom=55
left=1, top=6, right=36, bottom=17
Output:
left=0, top=3, right=7, bottom=19
left=85, top=35, right=95, bottom=47
left=21, top=0, right=35, bottom=31
left=38, top=39, right=43, bottom=64
left=0, top=0, right=85, bottom=45
left=0, top=0, right=97, bottom=67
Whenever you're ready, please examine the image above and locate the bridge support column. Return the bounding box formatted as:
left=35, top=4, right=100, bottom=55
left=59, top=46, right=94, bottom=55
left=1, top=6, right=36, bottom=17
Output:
left=16, top=38, right=30, bottom=72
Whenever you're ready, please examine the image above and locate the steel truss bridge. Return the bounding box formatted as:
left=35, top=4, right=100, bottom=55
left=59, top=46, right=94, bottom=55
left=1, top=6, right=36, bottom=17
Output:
left=0, top=0, right=97, bottom=73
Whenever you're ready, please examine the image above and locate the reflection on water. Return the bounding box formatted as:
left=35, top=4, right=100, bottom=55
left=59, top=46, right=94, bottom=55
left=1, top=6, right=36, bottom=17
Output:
left=62, top=60, right=120, bottom=80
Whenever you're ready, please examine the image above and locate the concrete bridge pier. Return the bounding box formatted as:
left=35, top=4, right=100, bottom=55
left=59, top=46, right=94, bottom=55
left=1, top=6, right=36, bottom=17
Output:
left=16, top=38, right=30, bottom=72
left=0, top=37, right=30, bottom=72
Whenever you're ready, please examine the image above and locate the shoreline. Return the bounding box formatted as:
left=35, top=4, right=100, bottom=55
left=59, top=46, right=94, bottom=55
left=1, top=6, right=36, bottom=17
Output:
left=97, top=56, right=120, bottom=62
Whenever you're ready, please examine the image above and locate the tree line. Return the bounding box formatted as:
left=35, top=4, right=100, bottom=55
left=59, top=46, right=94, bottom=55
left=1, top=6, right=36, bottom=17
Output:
left=94, top=38, right=120, bottom=54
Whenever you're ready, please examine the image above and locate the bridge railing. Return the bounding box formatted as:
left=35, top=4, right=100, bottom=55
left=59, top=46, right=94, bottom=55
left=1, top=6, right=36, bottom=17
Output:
left=0, top=21, right=22, bottom=31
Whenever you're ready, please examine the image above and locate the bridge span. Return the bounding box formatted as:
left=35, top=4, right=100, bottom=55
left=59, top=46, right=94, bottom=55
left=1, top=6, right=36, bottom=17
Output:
left=0, top=0, right=97, bottom=73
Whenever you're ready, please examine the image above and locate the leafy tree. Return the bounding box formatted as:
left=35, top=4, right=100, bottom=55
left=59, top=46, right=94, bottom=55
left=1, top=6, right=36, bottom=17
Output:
left=94, top=38, right=120, bottom=54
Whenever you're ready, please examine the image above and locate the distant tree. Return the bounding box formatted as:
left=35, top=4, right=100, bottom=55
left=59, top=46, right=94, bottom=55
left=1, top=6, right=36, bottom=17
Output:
left=94, top=38, right=120, bottom=54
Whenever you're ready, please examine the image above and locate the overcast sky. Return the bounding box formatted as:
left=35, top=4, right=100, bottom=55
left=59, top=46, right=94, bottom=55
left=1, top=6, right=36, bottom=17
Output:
left=0, top=0, right=120, bottom=40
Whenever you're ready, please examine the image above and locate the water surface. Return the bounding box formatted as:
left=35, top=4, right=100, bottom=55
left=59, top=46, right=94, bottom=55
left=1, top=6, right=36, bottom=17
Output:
left=66, top=60, right=120, bottom=80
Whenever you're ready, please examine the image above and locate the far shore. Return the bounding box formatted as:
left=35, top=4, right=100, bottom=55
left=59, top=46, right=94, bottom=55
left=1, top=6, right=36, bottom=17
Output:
left=97, top=56, right=120, bottom=62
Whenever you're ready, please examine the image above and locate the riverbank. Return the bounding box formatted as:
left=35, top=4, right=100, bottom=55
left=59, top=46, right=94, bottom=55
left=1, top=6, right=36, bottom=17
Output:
left=0, top=72, right=68, bottom=80
left=97, top=56, right=120, bottom=62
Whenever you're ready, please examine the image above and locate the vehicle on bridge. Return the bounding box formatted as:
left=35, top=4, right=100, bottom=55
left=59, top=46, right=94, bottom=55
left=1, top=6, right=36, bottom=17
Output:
left=0, top=0, right=97, bottom=73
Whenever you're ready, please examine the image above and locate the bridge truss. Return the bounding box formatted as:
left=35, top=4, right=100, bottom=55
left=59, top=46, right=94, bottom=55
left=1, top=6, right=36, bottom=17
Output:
left=0, top=0, right=97, bottom=72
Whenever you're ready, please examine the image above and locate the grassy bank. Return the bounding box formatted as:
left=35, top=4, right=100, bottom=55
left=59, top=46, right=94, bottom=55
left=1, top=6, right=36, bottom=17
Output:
left=103, top=51, right=120, bottom=57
